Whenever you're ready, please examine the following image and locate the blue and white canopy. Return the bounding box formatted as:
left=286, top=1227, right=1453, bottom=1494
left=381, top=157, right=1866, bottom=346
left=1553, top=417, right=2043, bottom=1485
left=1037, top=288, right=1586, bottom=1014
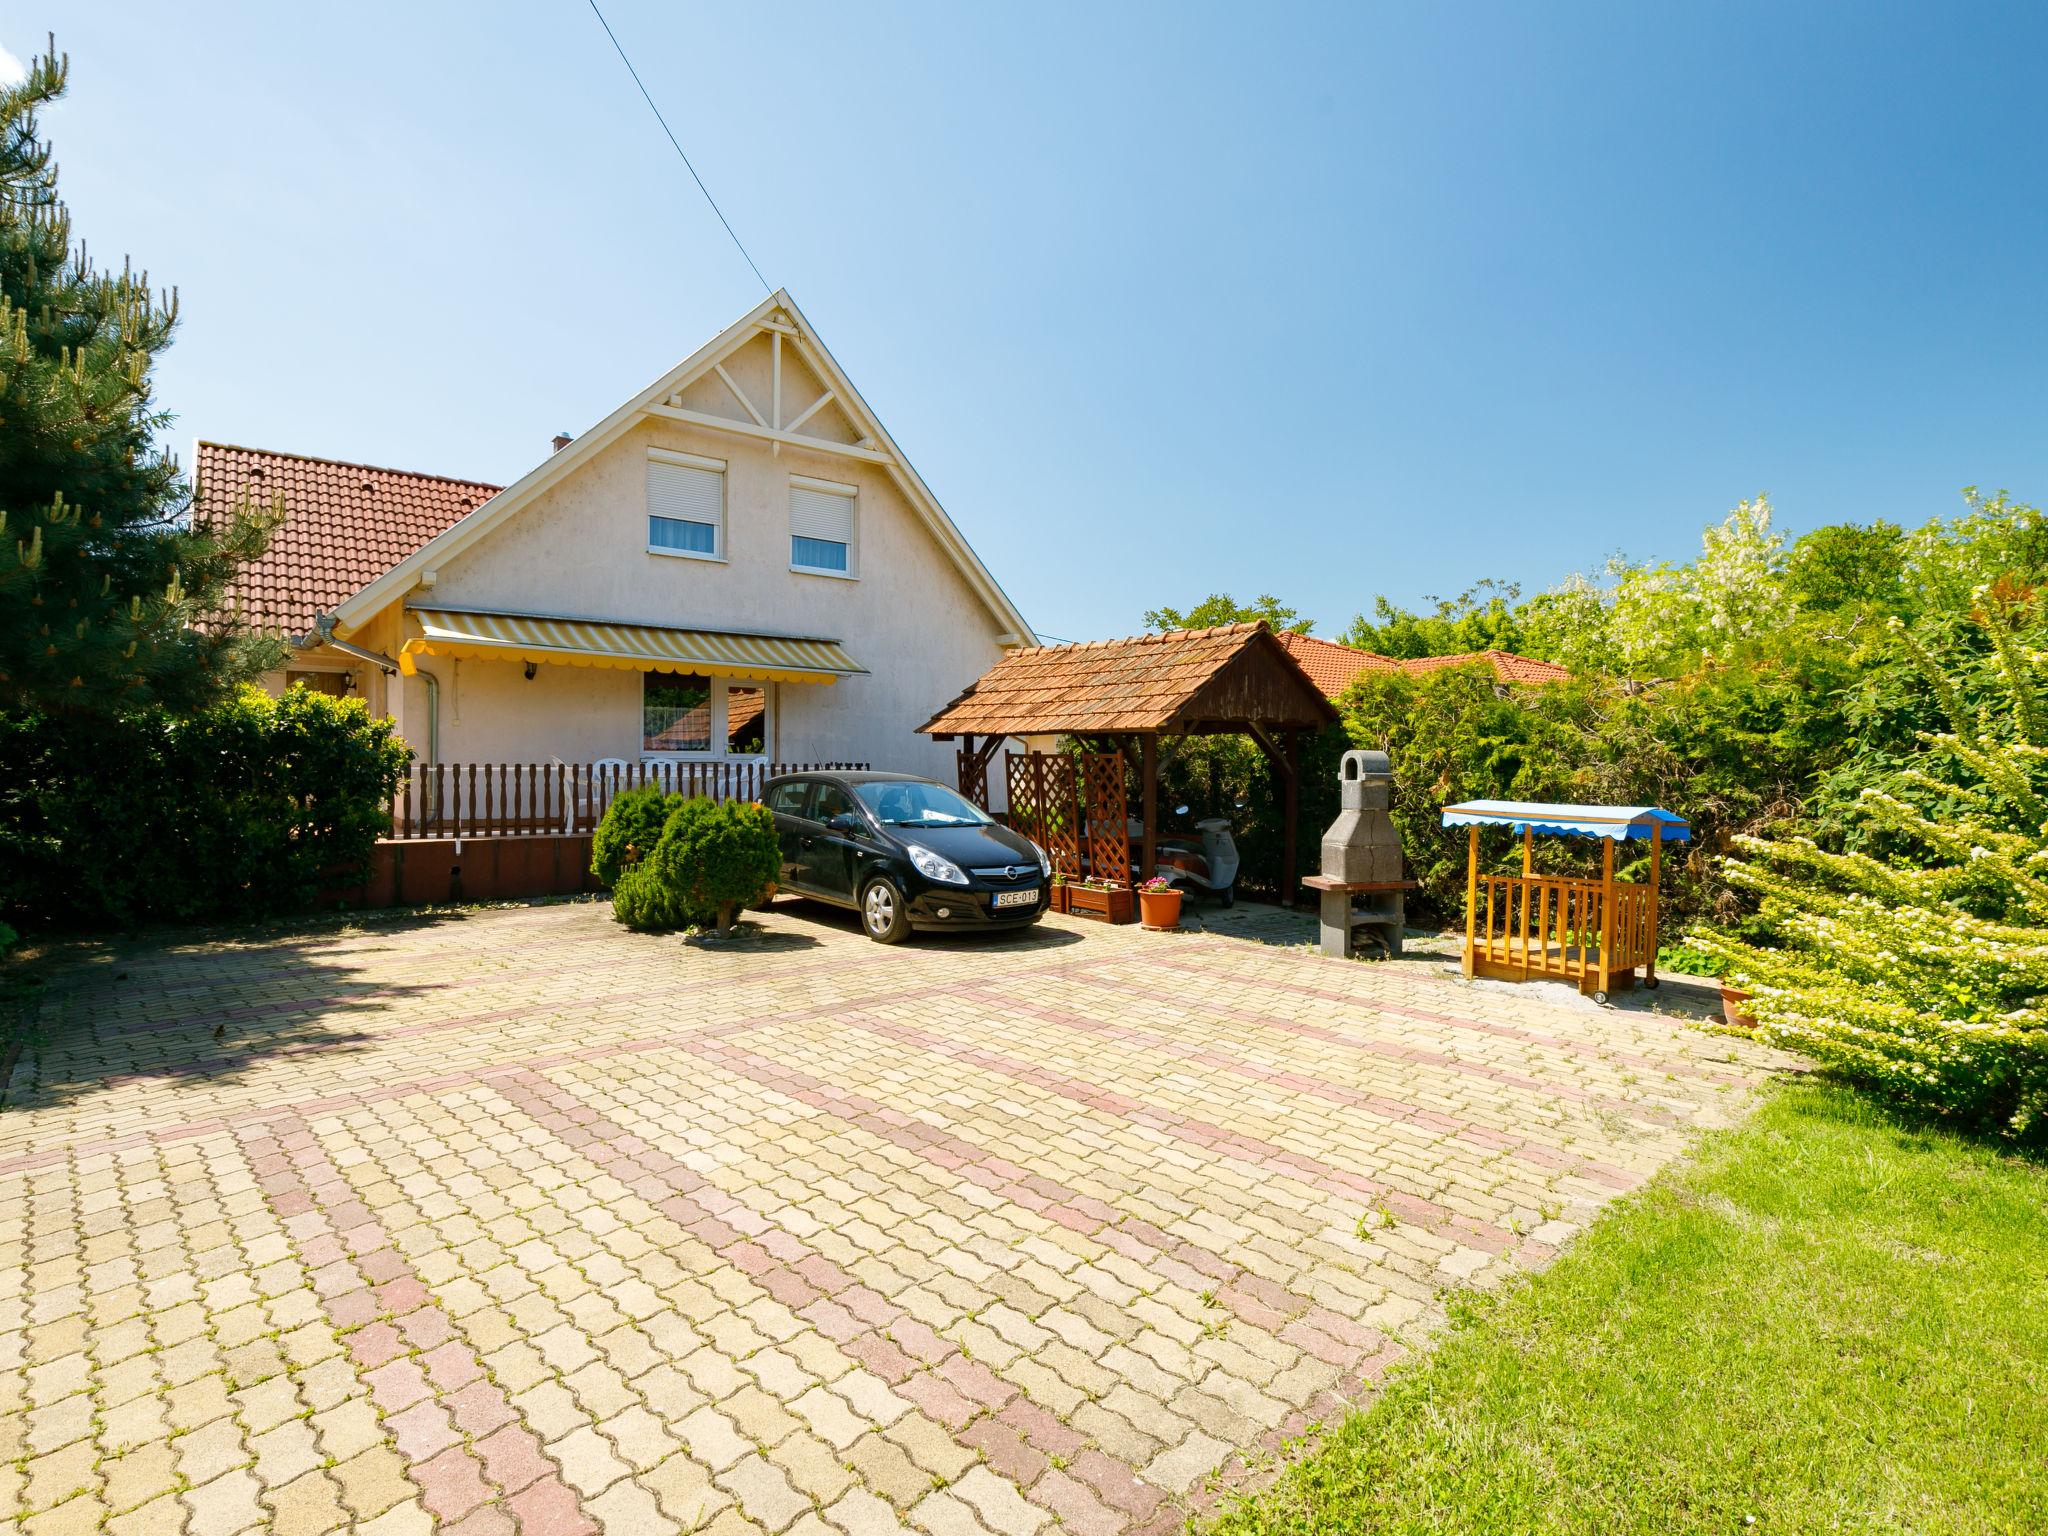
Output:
left=1440, top=800, right=1691, bottom=843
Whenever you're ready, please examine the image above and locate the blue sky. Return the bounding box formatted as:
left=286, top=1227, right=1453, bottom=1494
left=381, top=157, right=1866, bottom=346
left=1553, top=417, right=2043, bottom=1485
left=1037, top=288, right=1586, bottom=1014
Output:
left=16, top=2, right=2048, bottom=642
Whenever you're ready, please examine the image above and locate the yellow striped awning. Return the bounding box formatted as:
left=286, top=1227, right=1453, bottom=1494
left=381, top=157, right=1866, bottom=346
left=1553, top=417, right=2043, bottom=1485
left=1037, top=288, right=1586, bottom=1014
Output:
left=397, top=607, right=866, bottom=684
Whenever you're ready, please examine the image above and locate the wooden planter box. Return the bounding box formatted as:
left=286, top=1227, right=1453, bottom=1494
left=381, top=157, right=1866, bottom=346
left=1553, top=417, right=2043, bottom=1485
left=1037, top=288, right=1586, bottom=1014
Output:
left=1068, top=883, right=1134, bottom=924
left=1048, top=883, right=1071, bottom=914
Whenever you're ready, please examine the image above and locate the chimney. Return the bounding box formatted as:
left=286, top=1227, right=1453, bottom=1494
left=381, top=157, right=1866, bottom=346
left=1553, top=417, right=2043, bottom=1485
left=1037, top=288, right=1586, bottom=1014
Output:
left=551, top=431, right=573, bottom=453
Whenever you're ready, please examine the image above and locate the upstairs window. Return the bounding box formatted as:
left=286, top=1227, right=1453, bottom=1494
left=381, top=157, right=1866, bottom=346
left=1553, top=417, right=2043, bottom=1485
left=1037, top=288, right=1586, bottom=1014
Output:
left=648, top=449, right=725, bottom=560
left=790, top=476, right=856, bottom=576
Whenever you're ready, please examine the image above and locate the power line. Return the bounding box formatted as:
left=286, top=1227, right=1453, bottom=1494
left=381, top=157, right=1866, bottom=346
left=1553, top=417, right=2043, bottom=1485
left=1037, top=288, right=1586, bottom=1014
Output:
left=583, top=0, right=771, bottom=294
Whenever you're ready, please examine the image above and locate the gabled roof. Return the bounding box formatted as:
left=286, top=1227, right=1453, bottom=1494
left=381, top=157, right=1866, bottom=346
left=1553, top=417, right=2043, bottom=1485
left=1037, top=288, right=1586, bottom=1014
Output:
left=196, top=443, right=498, bottom=638
left=1400, top=649, right=1572, bottom=686
left=1276, top=631, right=1400, bottom=694
left=918, top=621, right=1338, bottom=736
left=329, top=289, right=1036, bottom=645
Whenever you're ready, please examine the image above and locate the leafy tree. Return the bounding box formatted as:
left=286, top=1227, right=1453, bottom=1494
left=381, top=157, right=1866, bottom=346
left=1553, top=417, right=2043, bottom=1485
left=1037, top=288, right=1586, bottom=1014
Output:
left=0, top=41, right=282, bottom=716
left=1691, top=588, right=2048, bottom=1145
left=1343, top=580, right=1528, bottom=660
left=1144, top=593, right=1312, bottom=634
left=1784, top=520, right=1907, bottom=614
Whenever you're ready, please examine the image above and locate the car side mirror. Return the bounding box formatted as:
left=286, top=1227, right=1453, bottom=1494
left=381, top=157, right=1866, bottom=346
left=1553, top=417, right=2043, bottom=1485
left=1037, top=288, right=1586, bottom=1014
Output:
left=826, top=812, right=864, bottom=834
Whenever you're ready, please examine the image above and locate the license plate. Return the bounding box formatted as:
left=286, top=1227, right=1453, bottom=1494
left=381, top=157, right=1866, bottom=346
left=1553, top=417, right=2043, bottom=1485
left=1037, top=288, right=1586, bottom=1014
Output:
left=991, top=888, right=1039, bottom=909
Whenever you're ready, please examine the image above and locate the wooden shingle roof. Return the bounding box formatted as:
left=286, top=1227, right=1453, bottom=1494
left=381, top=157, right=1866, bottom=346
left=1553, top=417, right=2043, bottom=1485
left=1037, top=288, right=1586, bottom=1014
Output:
left=919, top=621, right=1338, bottom=737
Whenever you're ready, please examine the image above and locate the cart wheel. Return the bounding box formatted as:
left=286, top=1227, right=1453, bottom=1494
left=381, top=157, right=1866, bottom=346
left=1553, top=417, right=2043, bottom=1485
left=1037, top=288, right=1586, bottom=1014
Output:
left=1592, top=990, right=1609, bottom=1006
left=1644, top=977, right=1660, bottom=990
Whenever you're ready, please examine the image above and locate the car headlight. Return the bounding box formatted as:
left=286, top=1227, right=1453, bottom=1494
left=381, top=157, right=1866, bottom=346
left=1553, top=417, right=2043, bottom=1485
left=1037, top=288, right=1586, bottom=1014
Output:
left=1030, top=840, right=1051, bottom=876
left=908, top=844, right=970, bottom=886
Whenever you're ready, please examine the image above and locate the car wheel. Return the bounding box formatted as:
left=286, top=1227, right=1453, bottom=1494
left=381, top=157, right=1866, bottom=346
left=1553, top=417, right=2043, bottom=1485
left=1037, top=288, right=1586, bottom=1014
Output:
left=860, top=878, right=912, bottom=944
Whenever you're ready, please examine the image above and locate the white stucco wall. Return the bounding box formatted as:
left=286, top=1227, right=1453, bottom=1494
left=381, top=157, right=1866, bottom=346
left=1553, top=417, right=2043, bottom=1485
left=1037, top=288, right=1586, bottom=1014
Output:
left=399, top=412, right=1013, bottom=785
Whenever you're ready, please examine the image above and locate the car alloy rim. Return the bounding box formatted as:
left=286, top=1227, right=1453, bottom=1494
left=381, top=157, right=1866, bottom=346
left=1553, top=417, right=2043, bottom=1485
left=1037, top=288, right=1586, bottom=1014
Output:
left=865, top=884, right=895, bottom=932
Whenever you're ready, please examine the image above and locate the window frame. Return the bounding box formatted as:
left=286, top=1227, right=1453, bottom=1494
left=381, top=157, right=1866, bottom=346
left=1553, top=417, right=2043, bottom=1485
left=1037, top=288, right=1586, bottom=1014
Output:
left=646, top=447, right=728, bottom=564
left=788, top=474, right=859, bottom=580
left=639, top=672, right=773, bottom=763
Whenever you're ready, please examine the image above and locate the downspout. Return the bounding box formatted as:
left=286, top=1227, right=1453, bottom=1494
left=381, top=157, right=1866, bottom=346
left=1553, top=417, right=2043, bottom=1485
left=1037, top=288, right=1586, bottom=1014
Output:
left=417, top=668, right=441, bottom=824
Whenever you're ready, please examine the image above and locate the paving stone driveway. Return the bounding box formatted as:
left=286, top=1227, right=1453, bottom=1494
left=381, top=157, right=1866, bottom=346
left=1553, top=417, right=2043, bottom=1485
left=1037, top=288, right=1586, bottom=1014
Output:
left=1, top=900, right=1786, bottom=1536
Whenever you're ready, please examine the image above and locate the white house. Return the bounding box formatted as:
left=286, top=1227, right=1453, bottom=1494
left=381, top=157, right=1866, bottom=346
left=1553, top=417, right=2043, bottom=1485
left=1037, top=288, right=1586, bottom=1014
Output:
left=207, top=291, right=1037, bottom=799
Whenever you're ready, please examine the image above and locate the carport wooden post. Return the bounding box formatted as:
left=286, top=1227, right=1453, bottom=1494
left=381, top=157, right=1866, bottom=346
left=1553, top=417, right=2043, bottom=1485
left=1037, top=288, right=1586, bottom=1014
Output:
left=1279, top=729, right=1301, bottom=908
left=1139, top=732, right=1159, bottom=881
left=1597, top=835, right=1615, bottom=996
left=1462, top=826, right=1479, bottom=976
left=1646, top=823, right=1663, bottom=987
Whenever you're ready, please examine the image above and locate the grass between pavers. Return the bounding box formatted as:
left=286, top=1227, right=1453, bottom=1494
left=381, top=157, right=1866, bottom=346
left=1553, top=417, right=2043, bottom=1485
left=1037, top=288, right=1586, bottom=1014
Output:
left=1213, top=1082, right=2048, bottom=1535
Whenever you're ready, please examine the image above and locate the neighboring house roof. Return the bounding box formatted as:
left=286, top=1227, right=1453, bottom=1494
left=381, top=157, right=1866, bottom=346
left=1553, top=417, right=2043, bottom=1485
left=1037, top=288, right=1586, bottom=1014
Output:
left=1273, top=631, right=1570, bottom=696
left=197, top=443, right=498, bottom=638
left=1399, top=649, right=1573, bottom=686
left=329, top=289, right=1037, bottom=646
left=919, top=621, right=1337, bottom=736
left=1275, top=631, right=1400, bottom=694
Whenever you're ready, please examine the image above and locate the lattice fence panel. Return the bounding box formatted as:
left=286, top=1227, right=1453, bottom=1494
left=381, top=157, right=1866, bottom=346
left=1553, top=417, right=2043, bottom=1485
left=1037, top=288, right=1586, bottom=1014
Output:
left=1006, top=753, right=1082, bottom=878
left=1079, top=751, right=1130, bottom=885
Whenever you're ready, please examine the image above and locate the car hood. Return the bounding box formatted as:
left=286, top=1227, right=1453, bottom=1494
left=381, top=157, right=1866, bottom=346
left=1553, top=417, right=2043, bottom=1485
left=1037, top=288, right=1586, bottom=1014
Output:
left=896, top=823, right=1040, bottom=871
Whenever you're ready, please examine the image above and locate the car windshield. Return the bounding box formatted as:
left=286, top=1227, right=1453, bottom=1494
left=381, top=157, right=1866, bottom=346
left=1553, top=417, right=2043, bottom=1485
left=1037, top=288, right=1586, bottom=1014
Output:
left=852, top=780, right=992, bottom=828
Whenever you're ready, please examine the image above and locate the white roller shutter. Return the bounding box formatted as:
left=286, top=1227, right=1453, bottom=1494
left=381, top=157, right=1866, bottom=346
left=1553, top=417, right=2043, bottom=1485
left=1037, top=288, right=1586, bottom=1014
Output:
left=790, top=482, right=854, bottom=543
left=648, top=458, right=724, bottom=547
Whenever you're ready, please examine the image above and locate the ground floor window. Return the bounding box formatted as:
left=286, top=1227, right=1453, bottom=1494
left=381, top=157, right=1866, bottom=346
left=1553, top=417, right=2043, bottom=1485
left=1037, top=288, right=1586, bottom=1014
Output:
left=642, top=672, right=770, bottom=758
left=286, top=669, right=352, bottom=697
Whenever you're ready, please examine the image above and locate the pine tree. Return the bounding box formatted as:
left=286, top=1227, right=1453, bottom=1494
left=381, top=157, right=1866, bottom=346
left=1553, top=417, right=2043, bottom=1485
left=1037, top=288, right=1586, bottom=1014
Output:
left=1691, top=578, right=2048, bottom=1143
left=0, top=40, right=283, bottom=716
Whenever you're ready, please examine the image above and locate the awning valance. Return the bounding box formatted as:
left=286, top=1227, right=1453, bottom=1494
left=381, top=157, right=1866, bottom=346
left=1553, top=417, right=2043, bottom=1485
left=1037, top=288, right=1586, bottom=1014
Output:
left=1441, top=800, right=1691, bottom=842
left=398, top=607, right=866, bottom=684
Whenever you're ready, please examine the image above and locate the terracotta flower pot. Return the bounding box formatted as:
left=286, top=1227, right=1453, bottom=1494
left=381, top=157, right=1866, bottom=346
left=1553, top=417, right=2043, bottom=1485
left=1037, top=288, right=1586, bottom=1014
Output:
left=1719, top=985, right=1758, bottom=1031
left=1138, top=888, right=1184, bottom=931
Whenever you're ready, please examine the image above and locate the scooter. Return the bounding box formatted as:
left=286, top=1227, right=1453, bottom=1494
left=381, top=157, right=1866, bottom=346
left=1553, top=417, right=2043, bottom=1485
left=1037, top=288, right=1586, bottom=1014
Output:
left=1132, top=804, right=1241, bottom=906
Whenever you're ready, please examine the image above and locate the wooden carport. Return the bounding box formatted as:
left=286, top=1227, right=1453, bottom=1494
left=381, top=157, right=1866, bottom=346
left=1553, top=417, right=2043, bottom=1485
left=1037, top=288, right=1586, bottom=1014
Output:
left=918, top=621, right=1340, bottom=900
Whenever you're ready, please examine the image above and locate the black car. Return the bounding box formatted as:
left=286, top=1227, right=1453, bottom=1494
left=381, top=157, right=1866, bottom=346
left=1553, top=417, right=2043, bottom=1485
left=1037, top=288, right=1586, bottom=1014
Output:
left=761, top=771, right=1051, bottom=943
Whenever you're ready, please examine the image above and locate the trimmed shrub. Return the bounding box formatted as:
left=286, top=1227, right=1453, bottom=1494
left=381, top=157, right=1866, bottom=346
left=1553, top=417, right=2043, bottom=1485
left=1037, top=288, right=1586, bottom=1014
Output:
left=611, top=797, right=780, bottom=934
left=0, top=684, right=411, bottom=926
left=590, top=783, right=677, bottom=888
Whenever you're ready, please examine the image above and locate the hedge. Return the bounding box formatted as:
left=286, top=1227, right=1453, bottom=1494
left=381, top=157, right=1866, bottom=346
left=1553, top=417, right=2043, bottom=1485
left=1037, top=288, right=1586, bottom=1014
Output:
left=0, top=684, right=411, bottom=926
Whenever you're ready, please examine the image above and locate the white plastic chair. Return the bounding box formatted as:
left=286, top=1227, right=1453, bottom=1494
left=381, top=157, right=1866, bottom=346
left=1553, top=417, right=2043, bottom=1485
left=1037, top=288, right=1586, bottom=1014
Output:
left=575, top=758, right=630, bottom=832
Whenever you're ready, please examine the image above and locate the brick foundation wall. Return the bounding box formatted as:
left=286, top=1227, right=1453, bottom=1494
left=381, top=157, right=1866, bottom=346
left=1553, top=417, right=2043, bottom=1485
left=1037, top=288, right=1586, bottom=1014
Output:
left=334, top=835, right=604, bottom=908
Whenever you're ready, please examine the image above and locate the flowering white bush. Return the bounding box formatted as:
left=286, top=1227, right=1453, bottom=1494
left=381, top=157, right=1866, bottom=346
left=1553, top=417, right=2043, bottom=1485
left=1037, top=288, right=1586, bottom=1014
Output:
left=1521, top=496, right=1791, bottom=678
left=1690, top=588, right=2048, bottom=1143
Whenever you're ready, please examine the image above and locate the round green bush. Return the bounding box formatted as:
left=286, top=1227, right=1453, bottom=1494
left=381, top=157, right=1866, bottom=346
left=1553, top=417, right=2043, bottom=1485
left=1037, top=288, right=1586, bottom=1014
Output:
left=611, top=796, right=781, bottom=933
left=590, top=782, right=677, bottom=889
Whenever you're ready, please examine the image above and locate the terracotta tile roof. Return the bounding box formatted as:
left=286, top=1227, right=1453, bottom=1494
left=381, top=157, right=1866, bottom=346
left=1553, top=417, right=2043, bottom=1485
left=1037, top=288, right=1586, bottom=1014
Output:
left=1398, top=649, right=1572, bottom=685
left=1276, top=631, right=1400, bottom=695
left=197, top=442, right=499, bottom=637
left=919, top=621, right=1337, bottom=736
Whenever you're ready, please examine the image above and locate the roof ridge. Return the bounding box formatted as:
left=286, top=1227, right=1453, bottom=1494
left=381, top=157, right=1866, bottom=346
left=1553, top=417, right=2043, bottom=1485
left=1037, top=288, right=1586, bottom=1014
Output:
left=196, top=440, right=503, bottom=493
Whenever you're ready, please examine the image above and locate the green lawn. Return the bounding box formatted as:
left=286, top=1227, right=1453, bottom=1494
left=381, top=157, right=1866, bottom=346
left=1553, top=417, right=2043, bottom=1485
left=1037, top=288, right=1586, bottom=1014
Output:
left=1213, top=1083, right=2048, bottom=1535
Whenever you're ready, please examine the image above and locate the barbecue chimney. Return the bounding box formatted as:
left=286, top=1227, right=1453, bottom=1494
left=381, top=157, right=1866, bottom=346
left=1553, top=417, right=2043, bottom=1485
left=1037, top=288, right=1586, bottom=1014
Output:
left=1322, top=750, right=1402, bottom=883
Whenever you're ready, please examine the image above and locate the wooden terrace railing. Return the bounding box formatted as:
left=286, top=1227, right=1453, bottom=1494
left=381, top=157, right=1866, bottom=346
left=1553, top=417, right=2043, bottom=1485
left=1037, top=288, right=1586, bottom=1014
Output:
left=389, top=760, right=870, bottom=839
left=1470, top=872, right=1655, bottom=987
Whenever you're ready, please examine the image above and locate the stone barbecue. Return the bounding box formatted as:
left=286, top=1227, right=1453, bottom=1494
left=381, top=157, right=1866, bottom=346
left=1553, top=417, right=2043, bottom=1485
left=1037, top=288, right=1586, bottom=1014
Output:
left=1305, top=748, right=1414, bottom=957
